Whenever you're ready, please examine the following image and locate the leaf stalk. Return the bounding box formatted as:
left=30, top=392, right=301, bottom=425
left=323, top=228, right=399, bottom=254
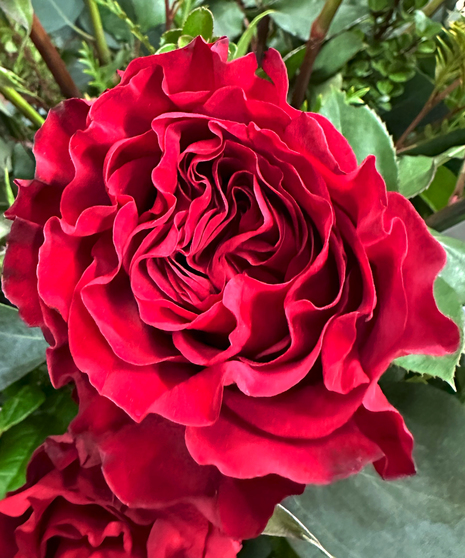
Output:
left=0, top=85, right=45, bottom=128
left=291, top=0, right=344, bottom=109
left=84, top=0, right=112, bottom=65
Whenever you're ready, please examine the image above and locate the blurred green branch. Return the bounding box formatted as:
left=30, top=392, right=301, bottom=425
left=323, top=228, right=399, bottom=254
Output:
left=84, top=0, right=112, bottom=65
left=291, top=0, right=344, bottom=109
left=0, top=84, right=44, bottom=127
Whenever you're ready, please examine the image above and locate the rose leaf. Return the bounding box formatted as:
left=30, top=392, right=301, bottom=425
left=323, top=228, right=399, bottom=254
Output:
left=31, top=0, right=85, bottom=34
left=182, top=7, right=214, bottom=42
left=0, top=388, right=77, bottom=499
left=285, top=383, right=465, bottom=558
left=0, top=0, right=32, bottom=32
left=397, top=155, right=436, bottom=198
left=319, top=88, right=398, bottom=192
left=0, top=384, right=45, bottom=436
left=395, top=277, right=464, bottom=388
left=0, top=304, right=47, bottom=391
left=432, top=231, right=465, bottom=305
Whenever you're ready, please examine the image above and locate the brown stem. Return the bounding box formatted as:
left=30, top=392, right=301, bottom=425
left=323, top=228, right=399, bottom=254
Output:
left=450, top=158, right=465, bottom=203
left=165, top=0, right=173, bottom=31
left=291, top=0, right=344, bottom=109
left=255, top=14, right=270, bottom=66
left=30, top=14, right=81, bottom=99
left=425, top=197, right=465, bottom=231
left=395, top=77, right=461, bottom=151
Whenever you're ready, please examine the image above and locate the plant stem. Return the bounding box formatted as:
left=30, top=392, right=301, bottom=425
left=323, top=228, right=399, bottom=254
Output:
left=84, top=0, right=111, bottom=65
left=165, top=0, right=172, bottom=31
left=395, top=77, right=461, bottom=151
left=30, top=14, right=81, bottom=99
left=291, top=0, right=344, bottom=109
left=0, top=85, right=45, bottom=127
left=255, top=14, right=270, bottom=66
left=426, top=197, right=465, bottom=231
left=450, top=158, right=465, bottom=202
left=422, top=0, right=447, bottom=18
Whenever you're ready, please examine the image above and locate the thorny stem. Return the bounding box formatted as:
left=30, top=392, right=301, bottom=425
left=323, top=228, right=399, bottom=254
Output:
left=291, top=0, right=344, bottom=109
left=0, top=85, right=45, bottom=127
left=395, top=77, right=462, bottom=151
left=30, top=14, right=82, bottom=99
left=84, top=0, right=112, bottom=65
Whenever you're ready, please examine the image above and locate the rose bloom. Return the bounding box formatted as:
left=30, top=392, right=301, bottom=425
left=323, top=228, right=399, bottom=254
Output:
left=0, top=433, right=241, bottom=558
left=3, top=38, right=459, bottom=491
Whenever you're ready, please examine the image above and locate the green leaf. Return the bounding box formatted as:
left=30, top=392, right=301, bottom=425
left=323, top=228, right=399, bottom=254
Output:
left=432, top=231, right=465, bottom=305
left=395, top=277, right=464, bottom=387
left=159, top=28, right=182, bottom=47
left=0, top=384, right=45, bottom=435
left=420, top=165, right=456, bottom=211
left=178, top=34, right=194, bottom=48
left=270, top=0, right=369, bottom=42
left=319, top=88, right=398, bottom=191
left=156, top=43, right=177, bottom=53
left=32, top=0, right=85, bottom=34
left=0, top=387, right=77, bottom=498
left=182, top=6, right=214, bottom=41
left=413, top=10, right=442, bottom=39
left=209, top=0, right=244, bottom=40
left=234, top=9, right=275, bottom=59
left=264, top=505, right=335, bottom=557
left=368, top=0, right=391, bottom=10
left=0, top=0, right=33, bottom=32
left=286, top=383, right=465, bottom=558
left=313, top=31, right=365, bottom=83
left=12, top=144, right=35, bottom=180
left=130, top=0, right=165, bottom=32
left=397, top=155, right=436, bottom=198
left=0, top=304, right=47, bottom=391
left=0, top=214, right=11, bottom=241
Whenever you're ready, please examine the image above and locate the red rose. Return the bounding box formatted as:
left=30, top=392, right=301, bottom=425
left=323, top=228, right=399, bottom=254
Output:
left=3, top=38, right=459, bottom=489
left=70, top=377, right=302, bottom=540
left=0, top=433, right=241, bottom=558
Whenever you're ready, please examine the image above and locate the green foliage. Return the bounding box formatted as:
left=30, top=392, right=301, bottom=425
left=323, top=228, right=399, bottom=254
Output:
left=269, top=0, right=369, bottom=42
left=433, top=231, right=465, bottom=305
left=0, top=384, right=45, bottom=435
left=286, top=383, right=465, bottom=558
left=319, top=88, right=398, bottom=191
left=32, top=0, right=85, bottom=34
left=435, top=20, right=465, bottom=92
left=234, top=9, right=275, bottom=59
left=397, top=154, right=436, bottom=197
left=0, top=373, right=77, bottom=499
left=0, top=0, right=33, bottom=32
left=78, top=40, right=131, bottom=93
left=395, top=277, right=464, bottom=387
left=0, top=304, right=47, bottom=391
left=94, top=0, right=155, bottom=53
left=182, top=7, right=213, bottom=41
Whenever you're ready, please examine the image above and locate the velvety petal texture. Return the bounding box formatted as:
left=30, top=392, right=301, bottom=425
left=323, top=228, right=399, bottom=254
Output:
left=3, top=38, right=459, bottom=501
left=0, top=402, right=242, bottom=558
